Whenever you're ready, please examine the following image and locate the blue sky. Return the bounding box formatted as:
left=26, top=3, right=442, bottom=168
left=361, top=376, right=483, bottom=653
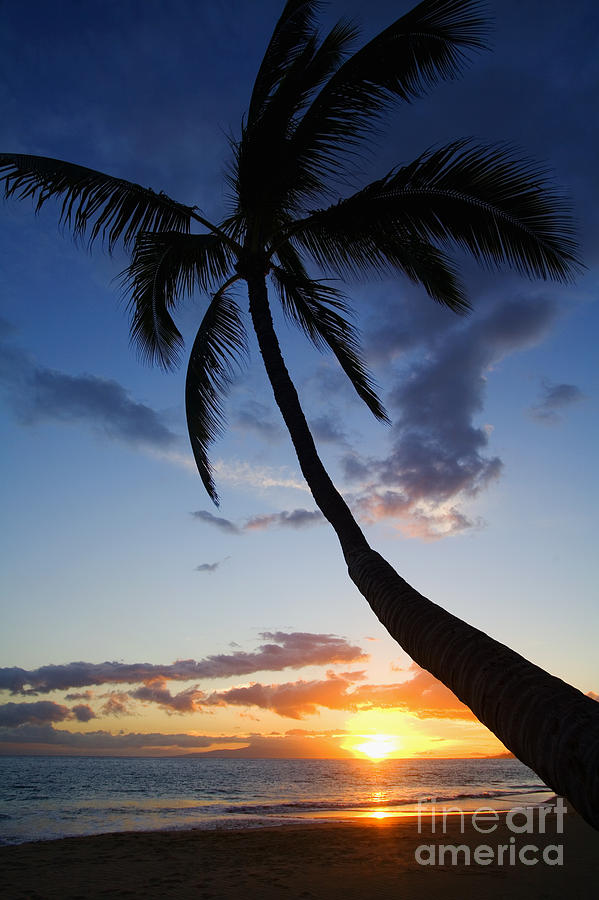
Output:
left=0, top=0, right=597, bottom=757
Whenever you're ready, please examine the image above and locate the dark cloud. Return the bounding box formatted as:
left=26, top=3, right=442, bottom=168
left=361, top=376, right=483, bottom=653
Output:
left=364, top=285, right=458, bottom=364
left=64, top=691, right=94, bottom=701
left=355, top=298, right=558, bottom=538
left=71, top=704, right=96, bottom=722
left=529, top=380, right=585, bottom=424
left=0, top=632, right=367, bottom=694
left=0, top=724, right=356, bottom=758
left=130, top=680, right=203, bottom=714
left=195, top=561, right=221, bottom=573
left=0, top=701, right=71, bottom=727
left=0, top=724, right=246, bottom=751
left=190, top=510, right=240, bottom=534
left=340, top=453, right=371, bottom=483
left=0, top=330, right=177, bottom=449
left=193, top=507, right=324, bottom=533
left=234, top=400, right=281, bottom=440
left=0, top=700, right=95, bottom=726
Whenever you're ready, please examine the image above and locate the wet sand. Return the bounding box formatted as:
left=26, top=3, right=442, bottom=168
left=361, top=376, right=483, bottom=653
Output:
left=1, top=810, right=597, bottom=899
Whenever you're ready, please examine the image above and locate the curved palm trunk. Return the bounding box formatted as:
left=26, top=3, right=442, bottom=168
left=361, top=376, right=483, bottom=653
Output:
left=246, top=273, right=599, bottom=830
left=246, top=272, right=368, bottom=555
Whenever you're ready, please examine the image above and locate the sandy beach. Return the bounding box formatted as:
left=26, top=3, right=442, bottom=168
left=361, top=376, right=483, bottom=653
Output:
left=1, top=809, right=597, bottom=900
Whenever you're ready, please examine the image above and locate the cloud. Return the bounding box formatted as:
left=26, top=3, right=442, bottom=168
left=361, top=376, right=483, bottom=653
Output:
left=353, top=664, right=474, bottom=720
left=100, top=692, right=136, bottom=717
left=365, top=287, right=455, bottom=363
left=130, top=679, right=204, bottom=714
left=0, top=632, right=367, bottom=694
left=190, top=510, right=240, bottom=534
left=0, top=724, right=356, bottom=758
left=195, top=561, right=222, bottom=573
left=0, top=666, right=475, bottom=752
left=21, top=661, right=470, bottom=724
left=203, top=673, right=354, bottom=719
left=354, top=298, right=558, bottom=538
left=244, top=509, right=324, bottom=531
left=193, top=507, right=324, bottom=534
left=0, top=329, right=178, bottom=449
left=0, top=724, right=246, bottom=751
left=529, top=380, right=585, bottom=424
left=64, top=691, right=94, bottom=701
left=212, top=460, right=307, bottom=492
left=202, top=665, right=473, bottom=720
left=0, top=700, right=96, bottom=726
left=71, top=704, right=96, bottom=722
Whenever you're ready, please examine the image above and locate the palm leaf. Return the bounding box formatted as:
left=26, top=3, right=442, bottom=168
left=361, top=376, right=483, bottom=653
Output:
left=271, top=247, right=389, bottom=422
left=376, top=141, right=581, bottom=280
left=247, top=0, right=320, bottom=127
left=290, top=0, right=488, bottom=182
left=185, top=291, right=248, bottom=505
left=235, top=20, right=357, bottom=223
left=372, top=235, right=469, bottom=311
left=0, top=153, right=194, bottom=251
left=122, top=232, right=234, bottom=370
left=291, top=216, right=469, bottom=312
left=292, top=140, right=581, bottom=286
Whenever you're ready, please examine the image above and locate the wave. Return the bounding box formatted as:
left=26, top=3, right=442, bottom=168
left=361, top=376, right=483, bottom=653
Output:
left=220, top=785, right=551, bottom=817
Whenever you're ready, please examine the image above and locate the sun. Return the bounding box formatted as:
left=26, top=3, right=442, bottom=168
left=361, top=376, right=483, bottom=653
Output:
left=352, top=734, right=401, bottom=760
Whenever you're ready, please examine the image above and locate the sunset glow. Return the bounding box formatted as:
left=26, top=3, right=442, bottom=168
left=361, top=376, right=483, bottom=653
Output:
left=352, top=734, right=401, bottom=760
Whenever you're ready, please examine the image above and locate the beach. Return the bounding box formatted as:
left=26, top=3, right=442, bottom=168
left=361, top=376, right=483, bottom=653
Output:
left=1, top=810, right=597, bottom=900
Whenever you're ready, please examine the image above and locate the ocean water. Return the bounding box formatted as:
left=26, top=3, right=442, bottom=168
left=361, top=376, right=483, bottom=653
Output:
left=0, top=756, right=552, bottom=845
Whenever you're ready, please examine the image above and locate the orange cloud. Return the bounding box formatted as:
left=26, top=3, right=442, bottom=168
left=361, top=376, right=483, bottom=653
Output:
left=100, top=692, right=137, bottom=717
left=352, top=664, right=474, bottom=720
left=201, top=665, right=473, bottom=720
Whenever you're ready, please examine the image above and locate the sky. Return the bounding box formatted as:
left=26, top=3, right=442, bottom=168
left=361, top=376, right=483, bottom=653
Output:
left=0, top=0, right=597, bottom=759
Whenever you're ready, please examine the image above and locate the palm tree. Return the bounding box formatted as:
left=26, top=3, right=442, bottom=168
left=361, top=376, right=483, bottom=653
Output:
left=2, top=0, right=598, bottom=827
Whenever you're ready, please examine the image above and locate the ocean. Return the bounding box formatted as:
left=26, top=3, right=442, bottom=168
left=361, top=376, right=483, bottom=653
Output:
left=0, top=756, right=552, bottom=845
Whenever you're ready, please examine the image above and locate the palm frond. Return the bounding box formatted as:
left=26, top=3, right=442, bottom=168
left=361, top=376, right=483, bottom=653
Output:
left=290, top=0, right=488, bottom=180
left=185, top=291, right=248, bottom=505
left=271, top=246, right=389, bottom=422
left=292, top=216, right=469, bottom=312
left=0, top=154, right=194, bottom=251
left=292, top=140, right=581, bottom=286
left=235, top=20, right=357, bottom=222
left=376, top=237, right=469, bottom=311
left=247, top=0, right=320, bottom=126
left=122, top=232, right=234, bottom=370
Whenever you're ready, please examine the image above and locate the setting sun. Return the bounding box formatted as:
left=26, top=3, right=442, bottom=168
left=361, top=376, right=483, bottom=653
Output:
left=352, top=734, right=401, bottom=760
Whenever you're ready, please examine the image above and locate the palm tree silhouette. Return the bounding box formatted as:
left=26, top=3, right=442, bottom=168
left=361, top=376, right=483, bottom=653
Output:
left=2, top=0, right=598, bottom=826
